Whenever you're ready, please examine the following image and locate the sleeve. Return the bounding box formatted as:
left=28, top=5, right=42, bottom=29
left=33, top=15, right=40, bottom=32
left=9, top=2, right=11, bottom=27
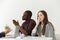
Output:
left=27, top=21, right=36, bottom=34
left=47, top=23, right=54, bottom=37
left=46, top=22, right=56, bottom=40
left=0, top=32, right=5, bottom=38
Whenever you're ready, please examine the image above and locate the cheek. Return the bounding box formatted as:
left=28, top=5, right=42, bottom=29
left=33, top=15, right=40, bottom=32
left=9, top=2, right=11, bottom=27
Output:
left=24, top=16, right=27, bottom=19
left=40, top=16, right=44, bottom=21
left=22, top=16, right=26, bottom=19
left=42, top=16, right=44, bottom=20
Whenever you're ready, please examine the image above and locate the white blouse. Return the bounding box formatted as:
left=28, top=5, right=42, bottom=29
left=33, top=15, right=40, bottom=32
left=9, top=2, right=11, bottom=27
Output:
left=41, top=24, right=45, bottom=37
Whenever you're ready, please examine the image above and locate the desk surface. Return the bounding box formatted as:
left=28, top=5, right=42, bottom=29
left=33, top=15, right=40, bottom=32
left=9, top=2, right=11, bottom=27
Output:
left=0, top=36, right=52, bottom=40
left=23, top=36, right=52, bottom=40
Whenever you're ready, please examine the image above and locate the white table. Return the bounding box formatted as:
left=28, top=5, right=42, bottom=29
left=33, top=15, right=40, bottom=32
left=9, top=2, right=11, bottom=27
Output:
left=0, top=36, right=52, bottom=40
left=22, top=36, right=53, bottom=40
left=0, top=37, right=15, bottom=40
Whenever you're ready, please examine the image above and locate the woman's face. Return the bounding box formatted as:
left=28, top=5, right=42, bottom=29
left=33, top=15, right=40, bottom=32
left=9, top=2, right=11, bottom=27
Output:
left=38, top=12, right=44, bottom=22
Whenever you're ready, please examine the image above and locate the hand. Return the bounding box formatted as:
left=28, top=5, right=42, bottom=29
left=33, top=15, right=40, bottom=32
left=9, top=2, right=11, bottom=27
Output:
left=19, top=27, right=23, bottom=32
left=12, top=19, right=19, bottom=26
left=5, top=28, right=11, bottom=34
left=37, top=16, right=41, bottom=24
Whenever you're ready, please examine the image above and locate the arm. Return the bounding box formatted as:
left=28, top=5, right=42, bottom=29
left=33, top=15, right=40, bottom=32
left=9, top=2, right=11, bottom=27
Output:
left=0, top=29, right=11, bottom=38
left=12, top=20, right=28, bottom=35
left=34, top=16, right=41, bottom=29
left=0, top=32, right=5, bottom=38
left=26, top=21, right=36, bottom=35
left=47, top=22, right=55, bottom=37
left=20, top=27, right=28, bottom=35
left=34, top=22, right=39, bottom=30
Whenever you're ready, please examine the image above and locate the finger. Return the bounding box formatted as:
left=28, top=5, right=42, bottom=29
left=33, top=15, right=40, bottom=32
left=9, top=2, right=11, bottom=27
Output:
left=13, top=20, right=17, bottom=24
left=12, top=19, right=15, bottom=21
left=13, top=20, right=16, bottom=22
left=17, top=20, right=19, bottom=23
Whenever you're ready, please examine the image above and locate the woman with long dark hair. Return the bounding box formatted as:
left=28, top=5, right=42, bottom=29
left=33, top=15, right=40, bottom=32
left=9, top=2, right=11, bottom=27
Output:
left=32, top=10, right=56, bottom=40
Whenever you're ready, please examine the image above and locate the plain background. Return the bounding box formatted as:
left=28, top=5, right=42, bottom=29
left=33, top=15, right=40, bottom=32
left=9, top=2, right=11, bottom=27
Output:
left=0, top=0, right=60, bottom=36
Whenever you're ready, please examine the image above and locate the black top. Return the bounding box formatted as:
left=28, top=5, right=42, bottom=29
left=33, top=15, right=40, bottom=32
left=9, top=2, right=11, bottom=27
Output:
left=0, top=32, right=5, bottom=38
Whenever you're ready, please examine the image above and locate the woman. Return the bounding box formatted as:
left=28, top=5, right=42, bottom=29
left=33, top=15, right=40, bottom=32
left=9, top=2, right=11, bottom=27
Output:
left=32, top=10, right=56, bottom=40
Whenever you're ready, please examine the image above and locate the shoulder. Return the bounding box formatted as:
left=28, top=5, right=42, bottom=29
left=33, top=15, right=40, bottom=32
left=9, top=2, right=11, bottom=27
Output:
left=30, top=19, right=36, bottom=24
left=30, top=19, right=35, bottom=22
left=46, top=22, right=53, bottom=27
left=46, top=22, right=53, bottom=29
left=46, top=22, right=54, bottom=30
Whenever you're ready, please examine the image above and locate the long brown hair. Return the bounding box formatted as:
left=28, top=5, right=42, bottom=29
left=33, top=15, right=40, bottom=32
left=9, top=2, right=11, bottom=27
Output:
left=37, top=10, right=49, bottom=35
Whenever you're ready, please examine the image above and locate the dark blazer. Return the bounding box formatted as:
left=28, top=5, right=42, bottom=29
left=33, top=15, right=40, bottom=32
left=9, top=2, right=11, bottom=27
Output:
left=0, top=32, right=5, bottom=38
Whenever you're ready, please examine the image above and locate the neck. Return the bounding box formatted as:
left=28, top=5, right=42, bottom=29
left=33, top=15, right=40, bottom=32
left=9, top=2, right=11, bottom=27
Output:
left=41, top=22, right=44, bottom=25
left=26, top=18, right=30, bottom=21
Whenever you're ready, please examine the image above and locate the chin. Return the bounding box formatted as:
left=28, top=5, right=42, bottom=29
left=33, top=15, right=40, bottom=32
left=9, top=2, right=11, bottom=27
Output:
left=22, top=19, right=25, bottom=20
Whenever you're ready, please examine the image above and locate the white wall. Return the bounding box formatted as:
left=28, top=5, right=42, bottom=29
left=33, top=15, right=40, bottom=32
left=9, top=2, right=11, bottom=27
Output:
left=0, top=0, right=60, bottom=35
